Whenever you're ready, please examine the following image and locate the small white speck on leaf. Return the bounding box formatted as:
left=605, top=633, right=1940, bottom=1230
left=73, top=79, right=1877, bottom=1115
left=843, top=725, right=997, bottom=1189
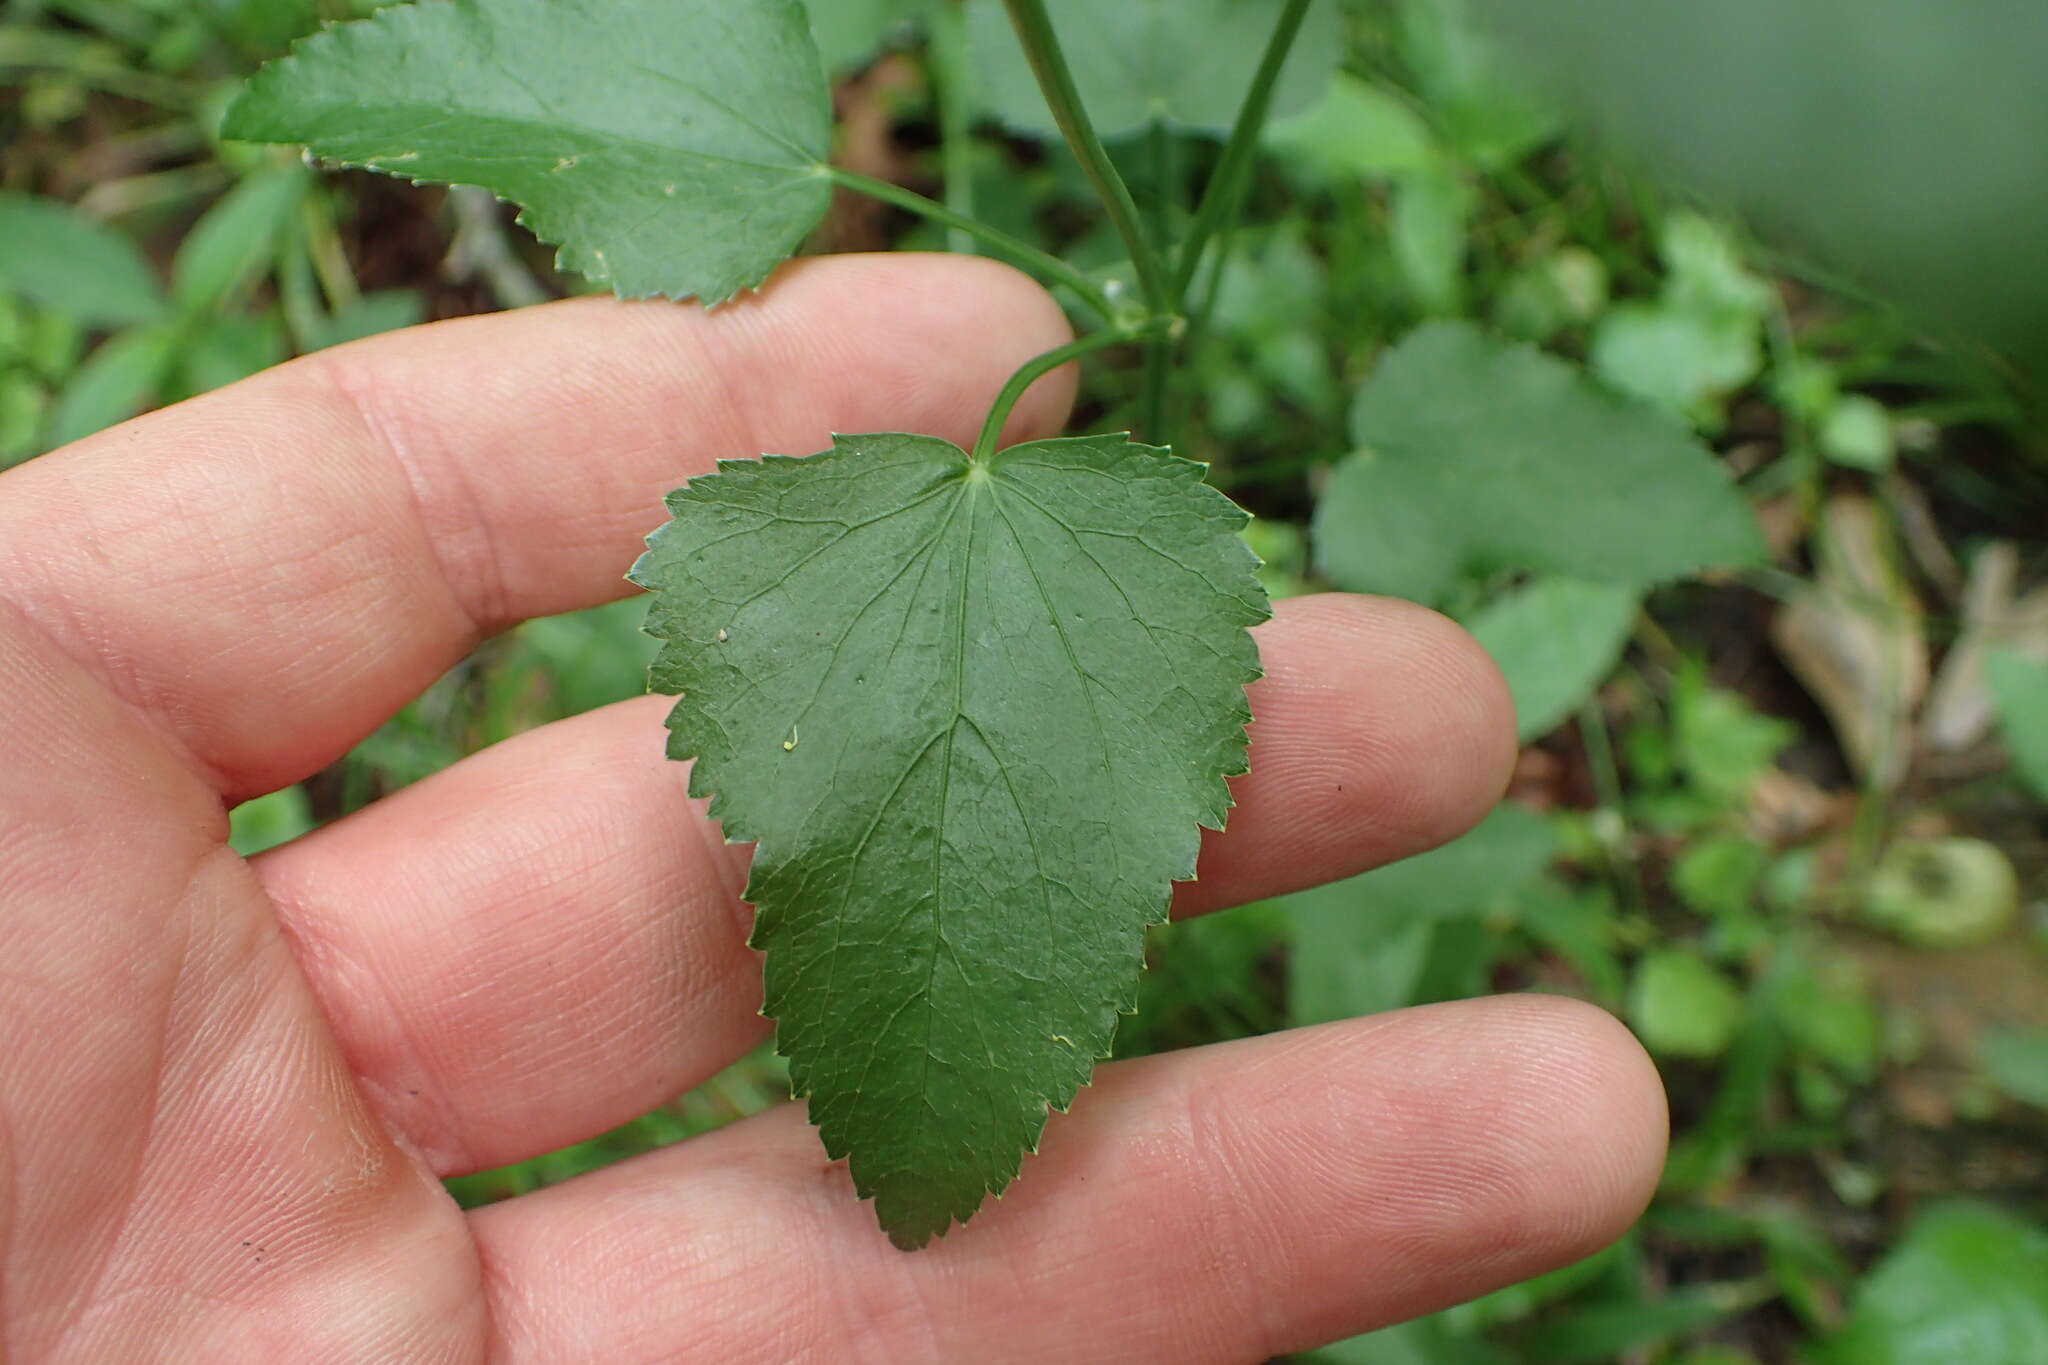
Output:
left=716, top=628, right=729, bottom=642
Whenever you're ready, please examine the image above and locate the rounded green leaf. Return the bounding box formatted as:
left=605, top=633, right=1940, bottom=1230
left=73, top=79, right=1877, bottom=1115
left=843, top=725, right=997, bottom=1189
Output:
left=1313, top=322, right=1766, bottom=604
left=1468, top=577, right=1639, bottom=741
left=1813, top=1202, right=2048, bottom=1365
left=1628, top=948, right=1744, bottom=1059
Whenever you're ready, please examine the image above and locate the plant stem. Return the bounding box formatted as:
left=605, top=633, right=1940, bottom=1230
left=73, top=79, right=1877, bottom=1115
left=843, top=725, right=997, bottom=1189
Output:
left=927, top=2, right=978, bottom=257
left=827, top=166, right=1114, bottom=322
left=301, top=187, right=362, bottom=314
left=999, top=0, right=1172, bottom=317
left=1139, top=339, right=1173, bottom=449
left=1165, top=207, right=1240, bottom=452
left=1579, top=692, right=1647, bottom=915
left=973, top=324, right=1163, bottom=462
left=1172, top=0, right=1313, bottom=297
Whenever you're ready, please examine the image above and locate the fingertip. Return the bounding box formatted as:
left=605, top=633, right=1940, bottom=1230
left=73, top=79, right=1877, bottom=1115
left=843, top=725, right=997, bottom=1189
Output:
left=1183, top=594, right=1519, bottom=912
left=1303, top=593, right=1517, bottom=852
left=1452, top=995, right=1670, bottom=1270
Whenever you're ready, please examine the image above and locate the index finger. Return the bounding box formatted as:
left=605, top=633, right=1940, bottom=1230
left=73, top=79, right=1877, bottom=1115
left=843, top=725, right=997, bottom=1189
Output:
left=0, top=255, right=1076, bottom=799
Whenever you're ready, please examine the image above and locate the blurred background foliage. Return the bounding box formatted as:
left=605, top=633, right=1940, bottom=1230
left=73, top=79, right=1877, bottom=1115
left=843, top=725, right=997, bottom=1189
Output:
left=5, top=0, right=2048, bottom=1360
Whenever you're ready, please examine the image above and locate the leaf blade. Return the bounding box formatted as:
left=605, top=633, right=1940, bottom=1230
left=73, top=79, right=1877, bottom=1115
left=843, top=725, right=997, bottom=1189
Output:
left=1313, top=321, right=1765, bottom=604
left=0, top=193, right=167, bottom=328
left=632, top=433, right=1268, bottom=1248
left=223, top=0, right=834, bottom=303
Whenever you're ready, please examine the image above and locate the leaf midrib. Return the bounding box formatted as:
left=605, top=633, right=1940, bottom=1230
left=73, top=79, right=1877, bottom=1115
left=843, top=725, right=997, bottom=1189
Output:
left=265, top=96, right=825, bottom=183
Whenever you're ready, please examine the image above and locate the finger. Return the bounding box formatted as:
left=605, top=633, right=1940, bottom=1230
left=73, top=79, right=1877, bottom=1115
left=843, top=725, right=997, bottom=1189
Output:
left=0, top=254, right=1076, bottom=799
left=468, top=996, right=1667, bottom=1364
left=256, top=594, right=1515, bottom=1174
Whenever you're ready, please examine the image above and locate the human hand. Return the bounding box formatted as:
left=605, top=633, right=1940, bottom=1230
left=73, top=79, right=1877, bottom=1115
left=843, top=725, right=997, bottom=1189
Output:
left=0, top=256, right=1665, bottom=1363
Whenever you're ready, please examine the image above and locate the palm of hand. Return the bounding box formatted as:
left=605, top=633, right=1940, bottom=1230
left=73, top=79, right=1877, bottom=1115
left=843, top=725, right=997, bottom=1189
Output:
left=0, top=257, right=1664, bottom=1363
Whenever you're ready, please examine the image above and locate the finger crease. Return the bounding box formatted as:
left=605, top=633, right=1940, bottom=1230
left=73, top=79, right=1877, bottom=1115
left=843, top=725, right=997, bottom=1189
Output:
left=306, top=353, right=500, bottom=640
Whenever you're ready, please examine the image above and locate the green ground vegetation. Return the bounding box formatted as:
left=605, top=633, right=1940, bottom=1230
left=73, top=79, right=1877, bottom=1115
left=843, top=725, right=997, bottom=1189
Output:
left=5, top=0, right=2046, bottom=1358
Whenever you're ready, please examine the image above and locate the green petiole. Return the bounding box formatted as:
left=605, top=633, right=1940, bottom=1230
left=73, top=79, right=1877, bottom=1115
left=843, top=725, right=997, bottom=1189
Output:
left=972, top=320, right=1170, bottom=462
left=1173, top=0, right=1316, bottom=297
left=998, top=0, right=1174, bottom=320
left=827, top=165, right=1116, bottom=323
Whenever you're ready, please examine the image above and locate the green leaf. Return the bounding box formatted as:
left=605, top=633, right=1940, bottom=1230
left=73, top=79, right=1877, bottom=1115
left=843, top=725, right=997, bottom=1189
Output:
left=180, top=312, right=288, bottom=395
left=1812, top=1202, right=2048, bottom=1365
left=0, top=371, right=49, bottom=471
left=631, top=432, right=1268, bottom=1249
left=304, top=289, right=427, bottom=351
left=1514, top=1281, right=1766, bottom=1364
left=1818, top=394, right=1897, bottom=472
left=1669, top=834, right=1769, bottom=921
left=1314, top=322, right=1765, bottom=604
left=1986, top=648, right=2048, bottom=801
left=1394, top=0, right=1559, bottom=170
left=809, top=0, right=933, bottom=74
left=229, top=785, right=316, bottom=856
left=965, top=0, right=1343, bottom=140
left=1768, top=951, right=1880, bottom=1081
left=1590, top=214, right=1771, bottom=424
left=1285, top=803, right=1556, bottom=1026
left=1590, top=304, right=1758, bottom=424
left=223, top=0, right=835, bottom=304
left=1978, top=1027, right=2048, bottom=1109
left=1468, top=576, right=1639, bottom=741
left=1389, top=163, right=1474, bottom=316
left=1670, top=665, right=1795, bottom=806
left=171, top=168, right=307, bottom=313
left=0, top=192, right=167, bottom=327
left=1494, top=246, right=1609, bottom=342
left=1628, top=948, right=1745, bottom=1058
left=1264, top=73, right=1437, bottom=183
left=47, top=324, right=179, bottom=450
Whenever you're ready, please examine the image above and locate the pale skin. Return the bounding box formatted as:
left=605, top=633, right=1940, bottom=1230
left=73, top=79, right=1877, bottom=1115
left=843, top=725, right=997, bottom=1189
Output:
left=0, top=255, right=1667, bottom=1363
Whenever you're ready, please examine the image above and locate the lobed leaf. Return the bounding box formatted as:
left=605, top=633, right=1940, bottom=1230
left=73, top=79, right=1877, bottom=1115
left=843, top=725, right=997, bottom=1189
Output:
left=632, top=432, right=1268, bottom=1248
left=223, top=0, right=834, bottom=304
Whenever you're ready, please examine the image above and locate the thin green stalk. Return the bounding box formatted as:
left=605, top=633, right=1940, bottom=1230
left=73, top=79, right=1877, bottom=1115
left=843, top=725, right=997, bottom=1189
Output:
left=1138, top=124, right=1179, bottom=444
left=828, top=166, right=1114, bottom=322
left=1139, top=342, right=1174, bottom=449
left=276, top=239, right=325, bottom=353
left=1167, top=209, right=1239, bottom=451
left=1579, top=692, right=1647, bottom=915
left=999, top=0, right=1172, bottom=316
left=974, top=324, right=1163, bottom=462
left=1173, top=0, right=1314, bottom=297
left=927, top=2, right=978, bottom=257
left=301, top=189, right=362, bottom=314
left=1144, top=121, right=1175, bottom=251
